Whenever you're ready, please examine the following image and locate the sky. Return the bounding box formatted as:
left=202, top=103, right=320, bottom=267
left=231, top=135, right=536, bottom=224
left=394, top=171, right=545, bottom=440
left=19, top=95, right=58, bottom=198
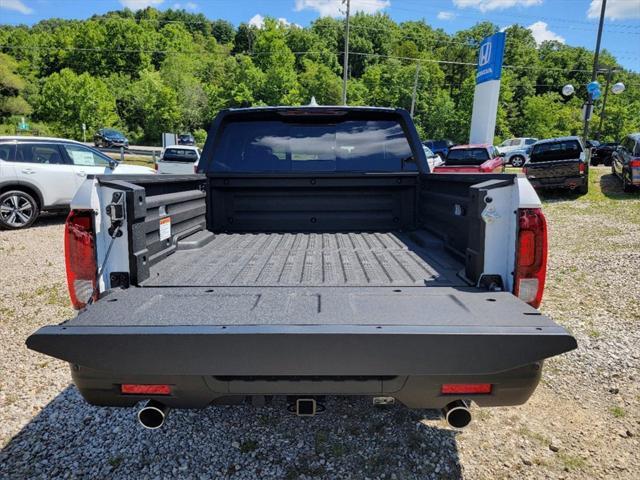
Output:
left=1, top=0, right=639, bottom=71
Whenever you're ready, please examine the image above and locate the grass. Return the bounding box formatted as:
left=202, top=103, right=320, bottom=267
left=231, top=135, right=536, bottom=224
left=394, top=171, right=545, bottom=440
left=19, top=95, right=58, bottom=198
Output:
left=609, top=406, right=626, bottom=418
left=104, top=152, right=155, bottom=167
left=557, top=453, right=587, bottom=471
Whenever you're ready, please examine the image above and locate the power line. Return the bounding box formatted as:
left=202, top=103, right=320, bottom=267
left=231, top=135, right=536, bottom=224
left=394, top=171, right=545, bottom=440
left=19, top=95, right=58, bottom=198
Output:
left=1, top=44, right=637, bottom=77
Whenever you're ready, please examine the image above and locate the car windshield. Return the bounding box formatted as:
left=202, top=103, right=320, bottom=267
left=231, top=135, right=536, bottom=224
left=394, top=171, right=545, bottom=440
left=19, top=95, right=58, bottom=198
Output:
left=445, top=148, right=489, bottom=166
left=103, top=129, right=123, bottom=137
left=211, top=119, right=413, bottom=172
left=530, top=140, right=582, bottom=162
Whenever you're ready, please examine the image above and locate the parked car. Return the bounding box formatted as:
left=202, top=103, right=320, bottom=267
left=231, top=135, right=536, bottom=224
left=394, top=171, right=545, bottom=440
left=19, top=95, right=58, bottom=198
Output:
left=591, top=142, right=618, bottom=166
left=423, top=139, right=455, bottom=159
left=523, top=136, right=589, bottom=195
left=423, top=145, right=444, bottom=172
left=0, top=136, right=154, bottom=229
left=26, top=106, right=576, bottom=429
left=178, top=133, right=196, bottom=146
left=610, top=133, right=640, bottom=192
left=503, top=147, right=531, bottom=168
left=433, top=144, right=504, bottom=173
left=496, top=137, right=538, bottom=155
left=94, top=128, right=129, bottom=149
left=156, top=145, right=201, bottom=174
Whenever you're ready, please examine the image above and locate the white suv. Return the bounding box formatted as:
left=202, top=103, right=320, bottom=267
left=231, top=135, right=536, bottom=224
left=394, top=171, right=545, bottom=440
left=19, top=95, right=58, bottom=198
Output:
left=0, top=136, right=154, bottom=229
left=497, top=137, right=538, bottom=155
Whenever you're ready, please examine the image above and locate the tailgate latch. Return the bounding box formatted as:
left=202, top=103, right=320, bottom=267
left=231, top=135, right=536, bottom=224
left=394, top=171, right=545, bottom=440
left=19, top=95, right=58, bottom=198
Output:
left=105, top=192, right=125, bottom=237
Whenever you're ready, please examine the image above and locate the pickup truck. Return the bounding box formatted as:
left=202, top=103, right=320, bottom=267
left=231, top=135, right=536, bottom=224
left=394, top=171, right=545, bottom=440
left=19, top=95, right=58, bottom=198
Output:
left=434, top=144, right=505, bottom=173
left=524, top=136, right=589, bottom=195
left=27, top=107, right=576, bottom=429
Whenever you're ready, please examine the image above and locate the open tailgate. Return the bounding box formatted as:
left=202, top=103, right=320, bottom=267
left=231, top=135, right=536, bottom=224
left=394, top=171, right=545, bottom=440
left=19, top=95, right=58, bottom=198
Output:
left=27, top=287, right=577, bottom=376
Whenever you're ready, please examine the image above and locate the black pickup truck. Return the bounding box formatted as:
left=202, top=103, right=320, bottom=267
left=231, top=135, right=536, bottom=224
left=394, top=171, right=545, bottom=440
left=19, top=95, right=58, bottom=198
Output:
left=27, top=107, right=576, bottom=429
left=523, top=136, right=589, bottom=194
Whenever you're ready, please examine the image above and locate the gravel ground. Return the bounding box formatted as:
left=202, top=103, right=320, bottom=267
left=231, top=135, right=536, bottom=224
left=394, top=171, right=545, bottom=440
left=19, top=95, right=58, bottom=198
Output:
left=1, top=168, right=638, bottom=479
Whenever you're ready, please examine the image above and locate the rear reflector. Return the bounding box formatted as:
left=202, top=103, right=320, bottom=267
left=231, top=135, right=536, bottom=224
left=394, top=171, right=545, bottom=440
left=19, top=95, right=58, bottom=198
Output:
left=64, top=210, right=98, bottom=310
left=441, top=384, right=492, bottom=395
left=514, top=208, right=548, bottom=308
left=121, top=384, right=171, bottom=395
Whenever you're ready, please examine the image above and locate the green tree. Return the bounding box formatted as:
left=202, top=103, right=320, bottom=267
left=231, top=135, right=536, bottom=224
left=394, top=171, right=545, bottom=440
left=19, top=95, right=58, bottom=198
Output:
left=118, top=70, right=181, bottom=142
left=0, top=53, right=32, bottom=119
left=253, top=18, right=300, bottom=105
left=36, top=68, right=117, bottom=138
left=298, top=59, right=342, bottom=105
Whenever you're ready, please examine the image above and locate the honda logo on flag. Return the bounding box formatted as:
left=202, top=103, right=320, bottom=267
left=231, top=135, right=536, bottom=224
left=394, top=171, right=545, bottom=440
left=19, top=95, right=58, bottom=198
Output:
left=479, top=42, right=492, bottom=67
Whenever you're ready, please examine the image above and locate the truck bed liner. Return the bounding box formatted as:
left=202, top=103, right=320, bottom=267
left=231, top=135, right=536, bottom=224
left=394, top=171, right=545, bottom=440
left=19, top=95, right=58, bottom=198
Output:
left=142, top=230, right=465, bottom=287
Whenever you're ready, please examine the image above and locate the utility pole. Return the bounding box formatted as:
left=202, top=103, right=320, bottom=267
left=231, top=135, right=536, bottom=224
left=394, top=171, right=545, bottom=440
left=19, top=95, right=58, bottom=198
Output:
left=341, top=0, right=351, bottom=105
left=596, top=67, right=614, bottom=139
left=582, top=0, right=607, bottom=143
left=410, top=62, right=420, bottom=117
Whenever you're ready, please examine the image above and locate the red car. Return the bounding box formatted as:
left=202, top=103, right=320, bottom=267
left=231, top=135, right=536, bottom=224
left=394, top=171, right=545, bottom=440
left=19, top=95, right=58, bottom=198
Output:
left=433, top=144, right=505, bottom=173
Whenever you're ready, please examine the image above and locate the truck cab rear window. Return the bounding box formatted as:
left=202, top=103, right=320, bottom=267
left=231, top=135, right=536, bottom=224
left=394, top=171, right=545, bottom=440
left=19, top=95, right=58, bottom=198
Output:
left=445, top=148, right=489, bottom=166
left=210, top=120, right=413, bottom=172
left=530, top=141, right=582, bottom=162
left=163, top=149, right=198, bottom=162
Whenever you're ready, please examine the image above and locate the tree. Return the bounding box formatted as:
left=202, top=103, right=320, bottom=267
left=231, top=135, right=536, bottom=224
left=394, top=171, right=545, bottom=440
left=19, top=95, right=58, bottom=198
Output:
left=118, top=70, right=181, bottom=142
left=161, top=54, right=208, bottom=130
left=211, top=20, right=235, bottom=44
left=253, top=18, right=300, bottom=105
left=298, top=59, right=342, bottom=105
left=36, top=68, right=117, bottom=138
left=0, top=53, right=32, bottom=119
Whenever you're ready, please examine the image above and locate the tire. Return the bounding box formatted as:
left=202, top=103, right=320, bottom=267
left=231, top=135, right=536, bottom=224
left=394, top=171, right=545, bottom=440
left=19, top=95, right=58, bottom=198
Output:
left=622, top=175, right=634, bottom=193
left=577, top=180, right=588, bottom=195
left=0, top=190, right=40, bottom=229
left=510, top=155, right=525, bottom=168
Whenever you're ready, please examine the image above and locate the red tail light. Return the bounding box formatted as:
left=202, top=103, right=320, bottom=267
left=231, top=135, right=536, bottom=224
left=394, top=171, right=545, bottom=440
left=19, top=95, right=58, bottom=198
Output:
left=630, top=159, right=640, bottom=168
left=64, top=210, right=98, bottom=309
left=154, top=162, right=158, bottom=171
left=441, top=384, right=492, bottom=394
left=121, top=384, right=171, bottom=395
left=579, top=162, right=585, bottom=174
left=514, top=208, right=547, bottom=308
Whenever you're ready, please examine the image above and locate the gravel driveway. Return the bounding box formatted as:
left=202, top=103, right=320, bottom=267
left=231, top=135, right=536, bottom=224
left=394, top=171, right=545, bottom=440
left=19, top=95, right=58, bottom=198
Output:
left=1, top=168, right=638, bottom=479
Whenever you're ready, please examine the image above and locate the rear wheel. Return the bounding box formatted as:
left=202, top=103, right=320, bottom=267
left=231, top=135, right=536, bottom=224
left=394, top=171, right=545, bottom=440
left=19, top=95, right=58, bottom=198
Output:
left=510, top=155, right=525, bottom=168
left=0, top=190, right=40, bottom=229
left=577, top=181, right=589, bottom=195
left=622, top=174, right=634, bottom=193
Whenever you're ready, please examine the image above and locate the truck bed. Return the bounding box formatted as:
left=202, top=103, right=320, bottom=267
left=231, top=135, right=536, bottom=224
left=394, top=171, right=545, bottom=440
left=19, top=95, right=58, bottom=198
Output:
left=142, top=230, right=466, bottom=288
left=35, top=229, right=575, bottom=377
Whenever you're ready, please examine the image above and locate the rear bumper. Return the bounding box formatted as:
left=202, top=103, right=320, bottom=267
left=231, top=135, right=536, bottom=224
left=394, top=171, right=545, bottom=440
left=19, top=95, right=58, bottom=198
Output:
left=70, top=362, right=544, bottom=409
left=527, top=175, right=586, bottom=190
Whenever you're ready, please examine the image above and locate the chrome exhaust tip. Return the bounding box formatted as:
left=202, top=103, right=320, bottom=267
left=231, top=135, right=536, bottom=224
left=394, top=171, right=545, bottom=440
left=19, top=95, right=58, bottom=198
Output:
left=442, top=400, right=472, bottom=429
left=137, top=400, right=170, bottom=429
